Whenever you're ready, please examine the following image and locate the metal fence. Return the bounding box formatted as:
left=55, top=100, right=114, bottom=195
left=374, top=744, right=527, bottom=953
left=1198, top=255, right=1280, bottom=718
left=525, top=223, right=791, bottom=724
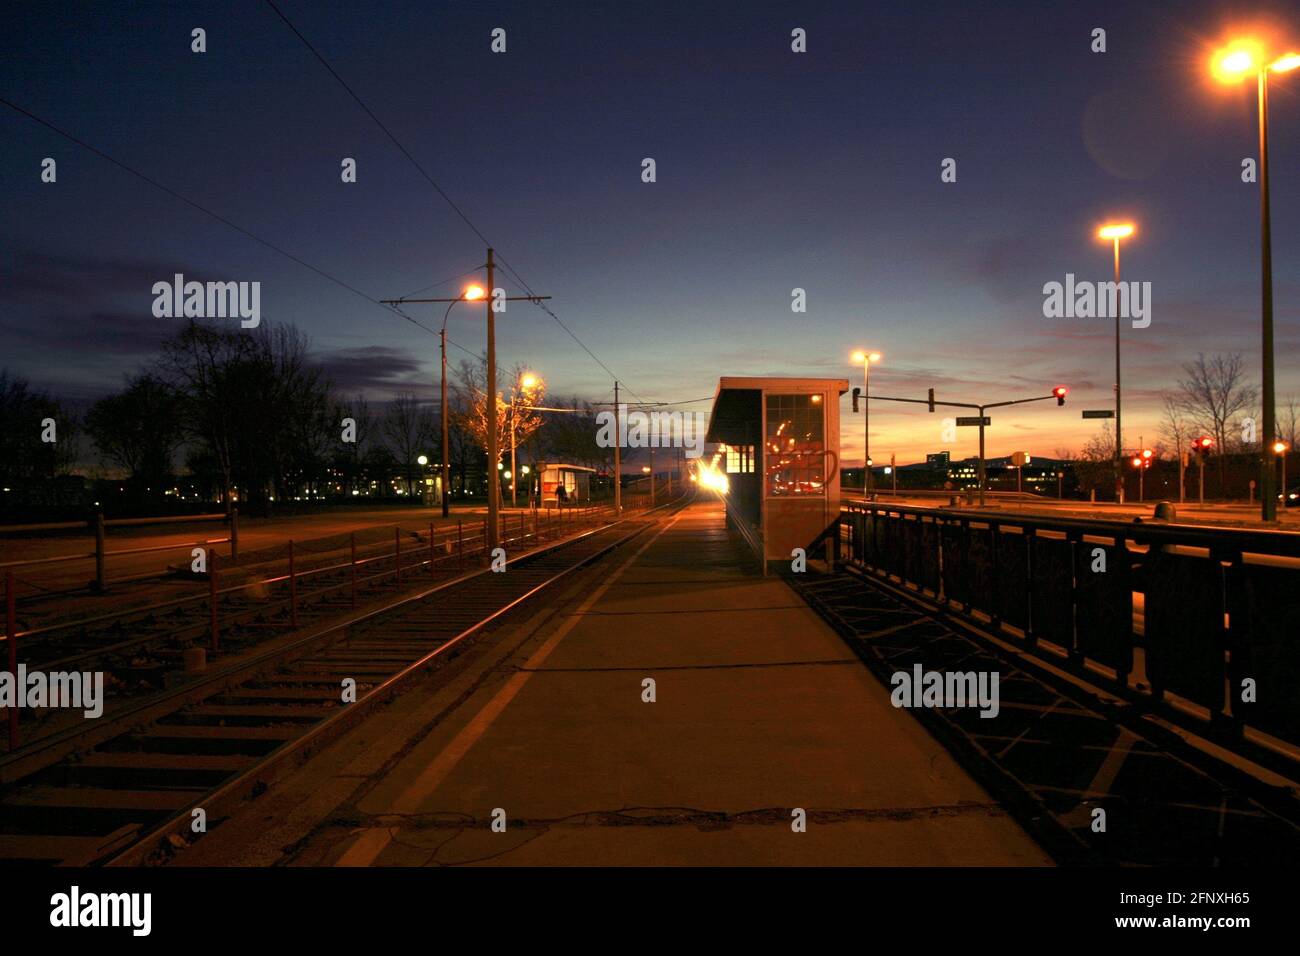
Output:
left=837, top=500, right=1300, bottom=761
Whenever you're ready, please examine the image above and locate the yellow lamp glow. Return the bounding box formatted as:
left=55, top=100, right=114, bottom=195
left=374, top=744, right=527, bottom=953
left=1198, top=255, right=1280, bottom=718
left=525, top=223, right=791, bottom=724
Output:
left=1211, top=39, right=1266, bottom=82
left=520, top=373, right=539, bottom=389
left=463, top=284, right=486, bottom=301
left=1272, top=53, right=1300, bottom=72
left=1098, top=223, right=1135, bottom=241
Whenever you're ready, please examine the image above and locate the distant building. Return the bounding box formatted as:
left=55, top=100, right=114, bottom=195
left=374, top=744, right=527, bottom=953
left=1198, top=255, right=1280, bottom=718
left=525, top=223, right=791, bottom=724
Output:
left=926, top=451, right=950, bottom=469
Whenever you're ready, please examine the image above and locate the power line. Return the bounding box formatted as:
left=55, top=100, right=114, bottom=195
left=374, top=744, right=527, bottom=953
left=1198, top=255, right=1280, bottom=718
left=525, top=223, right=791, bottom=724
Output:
left=261, top=0, right=656, bottom=407
left=0, top=96, right=452, bottom=347
left=401, top=265, right=485, bottom=300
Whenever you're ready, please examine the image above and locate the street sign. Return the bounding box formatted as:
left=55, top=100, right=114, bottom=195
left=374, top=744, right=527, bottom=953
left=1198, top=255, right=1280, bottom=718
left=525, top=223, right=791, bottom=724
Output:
left=1011, top=451, right=1031, bottom=466
left=955, top=416, right=990, bottom=426
left=1082, top=409, right=1115, bottom=419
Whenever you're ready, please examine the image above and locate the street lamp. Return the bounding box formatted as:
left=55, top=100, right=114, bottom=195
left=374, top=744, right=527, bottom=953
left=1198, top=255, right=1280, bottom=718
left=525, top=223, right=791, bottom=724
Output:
left=850, top=350, right=882, bottom=492
left=509, top=371, right=542, bottom=508
left=1275, top=440, right=1290, bottom=505
left=1097, top=221, right=1135, bottom=503
left=1210, top=36, right=1299, bottom=519
left=431, top=284, right=485, bottom=518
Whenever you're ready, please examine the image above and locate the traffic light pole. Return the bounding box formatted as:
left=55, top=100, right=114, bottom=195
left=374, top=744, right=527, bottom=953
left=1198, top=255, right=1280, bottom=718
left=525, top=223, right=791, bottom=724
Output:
left=869, top=389, right=1067, bottom=507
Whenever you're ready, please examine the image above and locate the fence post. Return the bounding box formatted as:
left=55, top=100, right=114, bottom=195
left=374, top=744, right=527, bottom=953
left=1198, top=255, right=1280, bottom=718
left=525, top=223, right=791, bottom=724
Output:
left=429, top=521, right=436, bottom=577
left=230, top=508, right=239, bottom=563
left=349, top=532, right=357, bottom=608
left=289, top=540, right=298, bottom=628
left=94, top=512, right=106, bottom=592
left=395, top=526, right=402, bottom=585
left=209, top=553, right=220, bottom=652
left=6, top=572, right=17, bottom=751
left=458, top=520, right=464, bottom=569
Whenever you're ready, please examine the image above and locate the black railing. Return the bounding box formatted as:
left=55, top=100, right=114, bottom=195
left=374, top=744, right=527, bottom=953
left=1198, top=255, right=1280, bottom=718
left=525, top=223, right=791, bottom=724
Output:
left=837, top=501, right=1300, bottom=763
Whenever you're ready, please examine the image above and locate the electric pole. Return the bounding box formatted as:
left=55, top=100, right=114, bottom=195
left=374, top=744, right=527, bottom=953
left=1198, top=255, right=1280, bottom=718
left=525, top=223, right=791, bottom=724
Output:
left=614, top=381, right=622, bottom=515
left=378, top=246, right=550, bottom=553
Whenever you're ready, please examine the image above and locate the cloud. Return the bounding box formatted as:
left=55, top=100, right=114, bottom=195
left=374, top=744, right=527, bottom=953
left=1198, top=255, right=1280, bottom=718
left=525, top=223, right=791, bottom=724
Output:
left=314, top=346, right=432, bottom=396
left=0, top=250, right=204, bottom=306
left=0, top=310, right=170, bottom=356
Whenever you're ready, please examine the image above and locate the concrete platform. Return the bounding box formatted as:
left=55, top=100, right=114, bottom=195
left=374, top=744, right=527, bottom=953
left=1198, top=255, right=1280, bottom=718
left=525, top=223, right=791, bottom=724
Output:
left=191, top=500, right=1051, bottom=866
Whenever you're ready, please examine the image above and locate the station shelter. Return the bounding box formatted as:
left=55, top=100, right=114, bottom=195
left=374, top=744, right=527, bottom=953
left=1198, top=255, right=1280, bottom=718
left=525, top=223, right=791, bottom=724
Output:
left=537, top=463, right=595, bottom=507
left=705, top=376, right=848, bottom=571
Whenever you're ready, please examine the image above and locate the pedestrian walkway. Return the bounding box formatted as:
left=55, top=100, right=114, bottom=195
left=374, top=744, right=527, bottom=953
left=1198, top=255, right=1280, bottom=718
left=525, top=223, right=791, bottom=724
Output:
left=315, top=501, right=1051, bottom=866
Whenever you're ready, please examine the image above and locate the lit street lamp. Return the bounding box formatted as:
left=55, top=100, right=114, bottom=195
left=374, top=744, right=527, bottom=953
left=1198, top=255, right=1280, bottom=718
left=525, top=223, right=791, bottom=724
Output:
left=850, top=350, right=882, bottom=492
left=1097, top=221, right=1135, bottom=503
left=510, top=371, right=542, bottom=508
left=1211, top=37, right=1299, bottom=519
left=1275, top=440, right=1290, bottom=505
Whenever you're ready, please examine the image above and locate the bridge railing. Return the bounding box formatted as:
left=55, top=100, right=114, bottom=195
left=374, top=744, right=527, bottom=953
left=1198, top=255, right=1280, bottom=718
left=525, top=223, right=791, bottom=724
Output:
left=837, top=500, right=1300, bottom=766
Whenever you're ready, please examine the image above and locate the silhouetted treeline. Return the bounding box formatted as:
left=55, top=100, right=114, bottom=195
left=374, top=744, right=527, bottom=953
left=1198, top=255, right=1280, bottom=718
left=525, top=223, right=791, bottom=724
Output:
left=1, top=320, right=615, bottom=518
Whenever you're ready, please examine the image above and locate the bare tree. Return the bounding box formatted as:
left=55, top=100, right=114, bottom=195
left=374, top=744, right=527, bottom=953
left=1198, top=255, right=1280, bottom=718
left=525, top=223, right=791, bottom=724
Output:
left=1176, top=353, right=1257, bottom=488
left=1158, top=392, right=1193, bottom=501
left=1279, top=394, right=1300, bottom=451
left=454, top=359, right=545, bottom=474
left=381, top=392, right=434, bottom=497
left=334, top=394, right=376, bottom=495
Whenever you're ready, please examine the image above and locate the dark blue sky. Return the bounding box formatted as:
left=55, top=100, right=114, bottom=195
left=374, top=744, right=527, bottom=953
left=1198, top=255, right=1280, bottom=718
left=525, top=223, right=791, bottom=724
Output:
left=3, top=0, right=1299, bottom=463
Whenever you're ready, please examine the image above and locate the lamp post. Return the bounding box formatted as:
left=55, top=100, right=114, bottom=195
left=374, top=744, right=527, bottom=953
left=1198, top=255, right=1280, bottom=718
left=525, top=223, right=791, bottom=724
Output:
left=850, top=350, right=881, bottom=492
left=379, top=255, right=551, bottom=551
left=437, top=285, right=486, bottom=517
left=510, top=371, right=541, bottom=508
left=1275, top=440, right=1290, bottom=507
left=1097, top=222, right=1135, bottom=503
left=1211, top=41, right=1299, bottom=520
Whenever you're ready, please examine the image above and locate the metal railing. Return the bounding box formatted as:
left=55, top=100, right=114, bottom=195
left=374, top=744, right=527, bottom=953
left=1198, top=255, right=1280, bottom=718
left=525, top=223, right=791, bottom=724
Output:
left=1, top=502, right=620, bottom=751
left=837, top=500, right=1300, bottom=765
left=0, top=512, right=236, bottom=592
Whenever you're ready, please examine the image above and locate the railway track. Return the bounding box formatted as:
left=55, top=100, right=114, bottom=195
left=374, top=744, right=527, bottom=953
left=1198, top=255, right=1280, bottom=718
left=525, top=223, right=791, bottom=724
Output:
left=3, top=508, right=611, bottom=746
left=0, top=498, right=689, bottom=866
left=786, top=562, right=1300, bottom=866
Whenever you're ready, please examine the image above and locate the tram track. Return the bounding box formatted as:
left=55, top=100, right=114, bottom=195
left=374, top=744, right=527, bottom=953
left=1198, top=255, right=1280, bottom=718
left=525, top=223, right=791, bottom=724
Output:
left=0, top=497, right=690, bottom=866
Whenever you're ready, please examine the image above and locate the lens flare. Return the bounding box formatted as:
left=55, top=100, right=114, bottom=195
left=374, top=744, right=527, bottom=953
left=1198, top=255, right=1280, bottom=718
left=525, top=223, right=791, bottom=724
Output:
left=694, top=454, right=730, bottom=494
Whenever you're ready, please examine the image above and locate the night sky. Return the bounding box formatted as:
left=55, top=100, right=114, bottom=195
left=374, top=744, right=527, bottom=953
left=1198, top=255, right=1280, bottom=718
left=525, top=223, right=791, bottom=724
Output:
left=3, top=0, right=1298, bottom=465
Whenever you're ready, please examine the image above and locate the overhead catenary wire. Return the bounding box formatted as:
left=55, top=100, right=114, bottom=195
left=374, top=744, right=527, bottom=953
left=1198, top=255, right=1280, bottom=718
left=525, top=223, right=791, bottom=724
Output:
left=0, top=96, right=512, bottom=361
left=261, top=0, right=657, bottom=408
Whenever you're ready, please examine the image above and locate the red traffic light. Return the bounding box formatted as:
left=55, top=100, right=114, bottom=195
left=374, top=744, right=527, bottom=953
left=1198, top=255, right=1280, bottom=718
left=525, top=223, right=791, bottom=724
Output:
left=1053, top=385, right=1068, bottom=406
left=1196, top=436, right=1214, bottom=449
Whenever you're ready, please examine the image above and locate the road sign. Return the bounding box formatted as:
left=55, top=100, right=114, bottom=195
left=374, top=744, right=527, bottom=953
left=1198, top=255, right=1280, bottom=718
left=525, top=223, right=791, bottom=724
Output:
left=1082, top=409, right=1115, bottom=419
left=955, top=416, right=990, bottom=426
left=1011, top=451, right=1031, bottom=466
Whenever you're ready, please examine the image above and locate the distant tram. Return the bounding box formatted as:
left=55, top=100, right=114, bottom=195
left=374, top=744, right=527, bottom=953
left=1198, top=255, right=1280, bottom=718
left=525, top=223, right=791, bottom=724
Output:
left=537, top=463, right=595, bottom=507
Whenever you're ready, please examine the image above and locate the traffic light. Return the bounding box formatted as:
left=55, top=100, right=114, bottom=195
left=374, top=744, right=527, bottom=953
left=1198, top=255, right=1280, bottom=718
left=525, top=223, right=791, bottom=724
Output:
left=1053, top=385, right=1068, bottom=406
left=852, top=387, right=861, bottom=413
left=927, top=388, right=935, bottom=413
left=1195, top=436, right=1214, bottom=457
